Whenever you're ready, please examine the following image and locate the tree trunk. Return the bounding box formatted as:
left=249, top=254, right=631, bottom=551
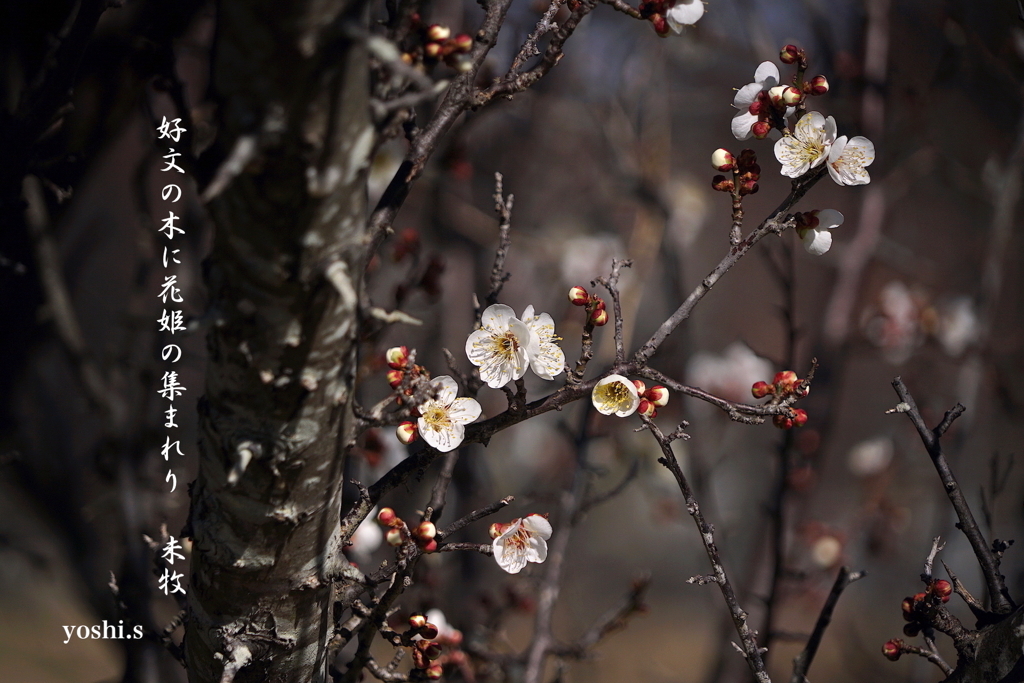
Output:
left=184, top=1, right=371, bottom=681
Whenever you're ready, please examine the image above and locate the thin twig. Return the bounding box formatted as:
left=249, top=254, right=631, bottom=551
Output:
left=922, top=537, right=945, bottom=583
left=643, top=417, right=771, bottom=683
left=594, top=259, right=632, bottom=366
left=789, top=567, right=865, bottom=683
left=437, top=496, right=514, bottom=541
left=484, top=172, right=514, bottom=310
left=891, top=377, right=1014, bottom=614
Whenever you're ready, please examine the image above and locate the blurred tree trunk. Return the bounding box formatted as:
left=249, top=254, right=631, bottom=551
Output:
left=184, top=1, right=371, bottom=681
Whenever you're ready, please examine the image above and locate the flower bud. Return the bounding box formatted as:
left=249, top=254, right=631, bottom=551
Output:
left=409, top=614, right=428, bottom=630
left=807, top=75, right=829, bottom=96
left=650, top=14, right=671, bottom=37
left=781, top=85, right=803, bottom=106
left=647, top=385, right=669, bottom=407
left=768, top=85, right=788, bottom=106
left=913, top=591, right=927, bottom=604
left=638, top=398, right=657, bottom=418
left=420, top=623, right=439, bottom=640
left=568, top=286, right=590, bottom=306
left=632, top=379, right=647, bottom=395
left=773, top=414, right=794, bottom=430
left=711, top=148, right=735, bottom=172
left=423, top=641, right=443, bottom=660
left=738, top=148, right=758, bottom=167
left=738, top=178, right=759, bottom=196
left=592, top=298, right=606, bottom=311
left=751, top=381, right=773, bottom=398
left=931, top=579, right=952, bottom=599
left=773, top=370, right=798, bottom=391
left=712, top=175, right=735, bottom=193
left=425, top=663, right=444, bottom=679
left=378, top=507, right=398, bottom=526
left=386, top=346, right=410, bottom=369
left=751, top=120, right=771, bottom=139
left=792, top=408, right=808, bottom=428
left=452, top=33, right=473, bottom=52
left=882, top=639, right=903, bottom=661
left=397, top=421, right=418, bottom=445
left=489, top=522, right=507, bottom=539
left=421, top=539, right=438, bottom=552
left=794, top=381, right=810, bottom=398
left=426, top=24, right=451, bottom=41
left=780, top=44, right=802, bottom=64
left=901, top=593, right=917, bottom=622
left=902, top=622, right=920, bottom=638
left=386, top=527, right=404, bottom=546
left=414, top=520, right=437, bottom=542
left=424, top=42, right=442, bottom=59
left=590, top=308, right=609, bottom=326
left=387, top=369, right=405, bottom=388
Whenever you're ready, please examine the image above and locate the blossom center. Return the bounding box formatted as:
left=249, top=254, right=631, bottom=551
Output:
left=505, top=526, right=530, bottom=552
left=490, top=332, right=520, bottom=360
left=421, top=405, right=450, bottom=431
left=594, top=382, right=632, bottom=412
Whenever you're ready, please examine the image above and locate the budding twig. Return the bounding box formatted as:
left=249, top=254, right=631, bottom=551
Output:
left=789, top=566, right=865, bottom=683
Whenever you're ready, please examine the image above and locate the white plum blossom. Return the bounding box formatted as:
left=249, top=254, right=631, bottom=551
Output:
left=520, top=305, right=565, bottom=380
left=774, top=111, right=836, bottom=178
left=827, top=135, right=874, bottom=185
left=798, top=209, right=844, bottom=256
left=466, top=304, right=533, bottom=388
left=732, top=62, right=782, bottom=140
left=492, top=515, right=552, bottom=574
left=591, top=374, right=641, bottom=417
left=416, top=376, right=481, bottom=452
left=666, top=0, right=705, bottom=33
left=466, top=303, right=565, bottom=387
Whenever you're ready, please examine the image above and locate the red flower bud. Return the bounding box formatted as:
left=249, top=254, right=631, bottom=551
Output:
left=711, top=148, right=736, bottom=172
left=712, top=175, right=735, bottom=193
left=773, top=370, right=798, bottom=389
left=781, top=85, right=803, bottom=106
left=387, top=369, right=405, bottom=388
left=421, top=539, right=438, bottom=552
left=751, top=381, right=773, bottom=398
left=452, top=33, right=473, bottom=52
left=386, top=527, right=404, bottom=546
left=420, top=623, right=439, bottom=640
left=414, top=520, right=437, bottom=542
left=780, top=44, right=802, bottom=64
left=647, top=385, right=670, bottom=407
left=773, top=414, right=794, bottom=430
left=882, top=639, right=903, bottom=661
left=386, top=346, right=410, bottom=370
left=378, top=507, right=398, bottom=526
left=425, top=663, right=444, bottom=679
left=807, top=75, right=829, bottom=96
left=792, top=409, right=808, bottom=427
left=632, top=379, right=647, bottom=394
left=902, top=622, right=920, bottom=638
left=396, top=421, right=418, bottom=445
left=638, top=398, right=657, bottom=418
left=751, top=120, right=772, bottom=139
left=650, top=14, right=671, bottom=37
left=424, top=42, right=442, bottom=59
left=901, top=597, right=915, bottom=620
left=568, top=286, right=590, bottom=306
left=931, top=579, right=952, bottom=599
left=409, top=614, right=428, bottom=630
left=590, top=308, right=609, bottom=326
left=426, top=24, right=451, bottom=42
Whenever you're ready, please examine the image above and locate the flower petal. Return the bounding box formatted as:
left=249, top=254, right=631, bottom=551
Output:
left=732, top=83, right=763, bottom=109
left=802, top=228, right=833, bottom=256
left=731, top=111, right=757, bottom=140
left=666, top=0, right=704, bottom=31
left=815, top=209, right=844, bottom=230
left=480, top=304, right=516, bottom=331
left=431, top=375, right=459, bottom=405
left=525, top=535, right=548, bottom=563
left=447, top=397, right=482, bottom=425
left=466, top=329, right=495, bottom=367
left=753, top=61, right=780, bottom=87
left=522, top=514, right=553, bottom=539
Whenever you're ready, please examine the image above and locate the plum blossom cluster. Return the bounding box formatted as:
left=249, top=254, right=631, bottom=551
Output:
left=591, top=375, right=669, bottom=418
left=636, top=0, right=705, bottom=37
left=794, top=208, right=844, bottom=256
left=377, top=507, right=440, bottom=552
left=489, top=514, right=553, bottom=574
left=404, top=610, right=467, bottom=680
left=711, top=147, right=761, bottom=196
left=775, top=111, right=874, bottom=185
left=384, top=349, right=481, bottom=452
left=401, top=19, right=473, bottom=72
left=751, top=370, right=809, bottom=429
left=466, top=304, right=565, bottom=387
left=731, top=50, right=829, bottom=142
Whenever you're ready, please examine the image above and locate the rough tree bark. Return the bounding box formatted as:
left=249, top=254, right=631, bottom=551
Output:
left=184, top=1, right=372, bottom=681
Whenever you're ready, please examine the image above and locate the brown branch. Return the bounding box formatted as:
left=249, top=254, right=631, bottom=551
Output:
left=598, top=0, right=643, bottom=19
left=643, top=417, right=771, bottom=683
left=890, top=377, right=1014, bottom=614
left=632, top=166, right=826, bottom=365
left=594, top=259, right=632, bottom=366
left=789, top=567, right=865, bottom=683
left=437, top=496, right=514, bottom=541
left=548, top=575, right=650, bottom=657
left=484, top=172, right=514, bottom=310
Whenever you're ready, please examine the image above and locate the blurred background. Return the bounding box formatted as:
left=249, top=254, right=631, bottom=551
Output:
left=1, top=0, right=1022, bottom=682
